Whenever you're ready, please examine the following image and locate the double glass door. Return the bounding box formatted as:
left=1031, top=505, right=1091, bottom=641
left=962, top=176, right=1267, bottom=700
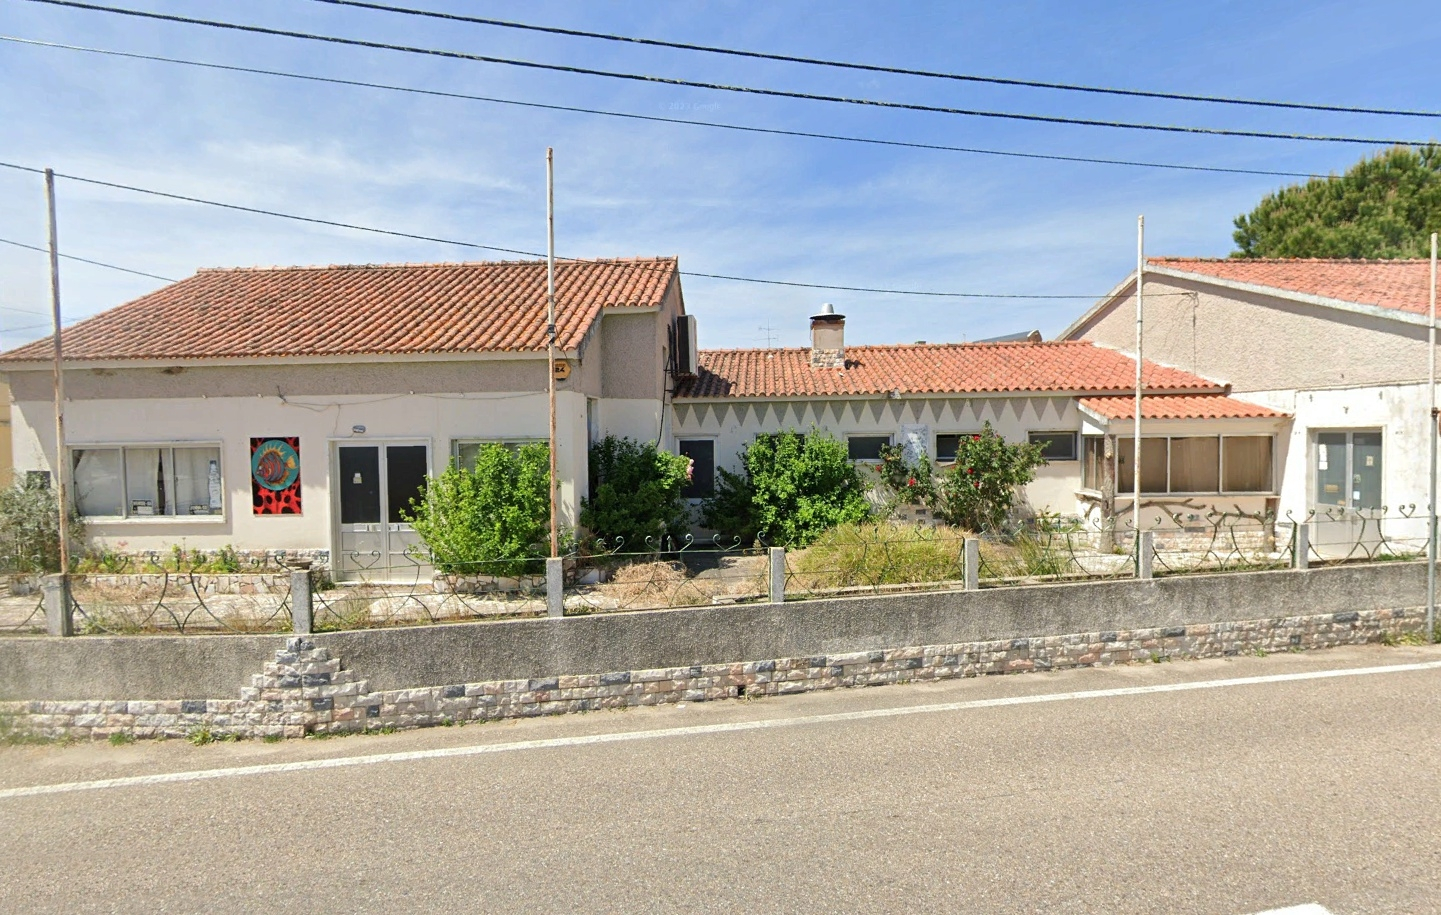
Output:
left=1312, top=431, right=1383, bottom=558
left=334, top=443, right=430, bottom=581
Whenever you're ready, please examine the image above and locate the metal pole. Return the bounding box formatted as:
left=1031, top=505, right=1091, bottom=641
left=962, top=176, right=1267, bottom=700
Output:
left=1133, top=215, right=1144, bottom=565
left=1427, top=231, right=1437, bottom=643
left=546, top=148, right=559, bottom=559
left=44, top=169, right=70, bottom=578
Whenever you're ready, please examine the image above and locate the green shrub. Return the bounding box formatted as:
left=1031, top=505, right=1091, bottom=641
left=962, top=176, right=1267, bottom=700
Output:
left=699, top=467, right=760, bottom=545
left=0, top=476, right=83, bottom=573
left=581, top=436, right=691, bottom=551
left=932, top=423, right=1047, bottom=531
left=701, top=430, right=870, bottom=547
left=793, top=522, right=965, bottom=588
left=404, top=443, right=551, bottom=577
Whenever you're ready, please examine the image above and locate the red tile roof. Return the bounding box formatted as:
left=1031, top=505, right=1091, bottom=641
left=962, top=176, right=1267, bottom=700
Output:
left=1079, top=393, right=1287, bottom=421
left=1149, top=257, right=1435, bottom=316
left=678, top=341, right=1223, bottom=399
left=0, top=257, right=678, bottom=363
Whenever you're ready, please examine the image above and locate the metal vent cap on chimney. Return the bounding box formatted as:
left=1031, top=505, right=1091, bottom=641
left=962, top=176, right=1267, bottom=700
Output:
left=811, top=302, right=844, bottom=321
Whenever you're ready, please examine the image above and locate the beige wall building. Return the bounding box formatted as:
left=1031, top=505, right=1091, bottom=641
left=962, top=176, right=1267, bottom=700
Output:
left=1062, top=257, right=1439, bottom=550
left=0, top=257, right=685, bottom=580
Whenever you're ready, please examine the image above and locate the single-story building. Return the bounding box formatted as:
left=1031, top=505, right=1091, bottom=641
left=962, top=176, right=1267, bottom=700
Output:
left=10, top=252, right=1353, bottom=574
left=672, top=304, right=1289, bottom=529
left=0, top=257, right=685, bottom=580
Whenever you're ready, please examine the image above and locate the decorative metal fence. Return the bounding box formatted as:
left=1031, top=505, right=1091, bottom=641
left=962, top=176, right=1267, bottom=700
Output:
left=565, top=535, right=770, bottom=614
left=64, top=571, right=294, bottom=634
left=312, top=551, right=548, bottom=630
left=7, top=506, right=1438, bottom=637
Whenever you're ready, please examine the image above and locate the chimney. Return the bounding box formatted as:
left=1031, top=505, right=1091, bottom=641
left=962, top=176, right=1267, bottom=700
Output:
left=809, top=303, right=845, bottom=368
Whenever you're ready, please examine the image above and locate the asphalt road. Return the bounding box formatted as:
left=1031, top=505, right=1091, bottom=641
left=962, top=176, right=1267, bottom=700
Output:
left=3, top=645, right=1440, bottom=914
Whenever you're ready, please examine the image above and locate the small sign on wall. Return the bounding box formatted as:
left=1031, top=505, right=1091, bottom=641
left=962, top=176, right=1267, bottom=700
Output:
left=900, top=424, right=930, bottom=464
left=251, top=437, right=302, bottom=515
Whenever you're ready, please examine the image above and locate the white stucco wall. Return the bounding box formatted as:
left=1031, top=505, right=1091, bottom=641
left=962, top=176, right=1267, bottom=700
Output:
left=672, top=394, right=1088, bottom=518
left=11, top=388, right=593, bottom=554
left=1244, top=382, right=1439, bottom=525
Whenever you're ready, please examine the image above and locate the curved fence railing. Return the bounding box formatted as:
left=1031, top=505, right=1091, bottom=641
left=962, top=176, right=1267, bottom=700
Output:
left=64, top=571, right=293, bottom=634
left=8, top=506, right=1439, bottom=637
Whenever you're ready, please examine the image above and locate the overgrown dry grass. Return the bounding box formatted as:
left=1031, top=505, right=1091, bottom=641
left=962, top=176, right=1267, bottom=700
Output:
left=585, top=556, right=767, bottom=609
left=790, top=523, right=969, bottom=590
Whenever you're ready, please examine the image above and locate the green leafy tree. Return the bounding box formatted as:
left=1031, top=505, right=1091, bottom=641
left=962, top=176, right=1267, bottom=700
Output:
left=932, top=423, right=1046, bottom=531
left=0, top=477, right=83, bottom=573
left=581, top=435, right=692, bottom=550
left=1233, top=145, right=1441, bottom=258
left=404, top=443, right=550, bottom=577
left=701, top=430, right=870, bottom=547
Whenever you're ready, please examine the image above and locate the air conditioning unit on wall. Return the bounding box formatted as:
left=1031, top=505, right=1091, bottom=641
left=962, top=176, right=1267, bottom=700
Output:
left=674, top=314, right=698, bottom=377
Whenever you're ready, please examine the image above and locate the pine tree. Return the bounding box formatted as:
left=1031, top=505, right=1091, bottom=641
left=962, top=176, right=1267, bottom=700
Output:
left=1232, top=145, right=1441, bottom=259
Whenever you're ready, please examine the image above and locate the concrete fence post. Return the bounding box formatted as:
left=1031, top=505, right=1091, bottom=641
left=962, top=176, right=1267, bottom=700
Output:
left=289, top=568, right=313, bottom=635
left=768, top=547, right=786, bottom=604
left=964, top=538, right=980, bottom=591
left=1138, top=531, right=1155, bottom=580
left=546, top=557, right=564, bottom=618
left=1293, top=523, right=1310, bottom=571
left=41, top=573, right=72, bottom=637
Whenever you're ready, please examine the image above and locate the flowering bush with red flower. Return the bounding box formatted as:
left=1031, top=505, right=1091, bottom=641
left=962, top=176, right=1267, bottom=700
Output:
left=875, top=442, right=937, bottom=514
left=932, top=422, right=1047, bottom=530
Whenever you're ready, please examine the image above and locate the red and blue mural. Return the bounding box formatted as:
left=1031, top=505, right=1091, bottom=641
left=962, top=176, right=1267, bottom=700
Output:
left=250, top=437, right=301, bottom=515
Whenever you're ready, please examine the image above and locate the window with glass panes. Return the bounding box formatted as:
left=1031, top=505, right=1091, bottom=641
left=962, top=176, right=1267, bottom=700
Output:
left=70, top=445, right=223, bottom=517
left=1107, top=435, right=1272, bottom=495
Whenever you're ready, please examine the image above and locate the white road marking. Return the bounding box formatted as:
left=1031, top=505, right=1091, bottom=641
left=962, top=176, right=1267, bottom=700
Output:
left=4, top=658, right=1439, bottom=802
left=1251, top=905, right=1334, bottom=914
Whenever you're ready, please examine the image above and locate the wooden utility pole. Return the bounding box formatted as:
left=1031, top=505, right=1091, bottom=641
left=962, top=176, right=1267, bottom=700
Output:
left=45, top=169, right=70, bottom=579
left=546, top=148, right=559, bottom=558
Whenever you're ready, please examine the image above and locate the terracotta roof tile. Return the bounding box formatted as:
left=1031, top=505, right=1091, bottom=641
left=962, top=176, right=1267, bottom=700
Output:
left=1149, top=257, right=1435, bottom=315
left=0, top=257, right=678, bottom=363
left=1078, top=393, right=1287, bottom=421
left=677, top=341, right=1223, bottom=399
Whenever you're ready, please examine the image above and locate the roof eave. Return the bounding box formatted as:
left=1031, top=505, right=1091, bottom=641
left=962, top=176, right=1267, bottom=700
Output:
left=672, top=385, right=1227, bottom=402
left=0, top=347, right=584, bottom=372
left=1062, top=265, right=1433, bottom=341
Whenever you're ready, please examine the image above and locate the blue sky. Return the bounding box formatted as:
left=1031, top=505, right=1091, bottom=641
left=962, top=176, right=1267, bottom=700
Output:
left=0, top=0, right=1438, bottom=352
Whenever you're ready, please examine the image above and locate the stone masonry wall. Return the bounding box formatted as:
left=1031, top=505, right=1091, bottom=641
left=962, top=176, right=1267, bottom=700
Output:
left=2, top=607, right=1420, bottom=741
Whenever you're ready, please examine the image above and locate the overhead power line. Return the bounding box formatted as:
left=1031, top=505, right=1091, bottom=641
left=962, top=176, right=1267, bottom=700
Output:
left=0, top=160, right=1181, bottom=300
left=309, top=0, right=1441, bottom=120
left=21, top=0, right=1436, bottom=146
left=0, top=36, right=1325, bottom=180
left=0, top=235, right=176, bottom=281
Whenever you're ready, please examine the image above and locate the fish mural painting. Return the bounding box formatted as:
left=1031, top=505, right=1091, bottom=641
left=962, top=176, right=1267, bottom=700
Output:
left=250, top=437, right=302, bottom=515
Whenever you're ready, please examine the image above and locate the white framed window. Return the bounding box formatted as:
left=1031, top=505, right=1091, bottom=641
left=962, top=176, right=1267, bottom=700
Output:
left=846, top=434, right=891, bottom=462
left=1028, top=431, right=1078, bottom=461
left=935, top=432, right=983, bottom=463
left=451, top=438, right=545, bottom=472
left=71, top=444, right=224, bottom=518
